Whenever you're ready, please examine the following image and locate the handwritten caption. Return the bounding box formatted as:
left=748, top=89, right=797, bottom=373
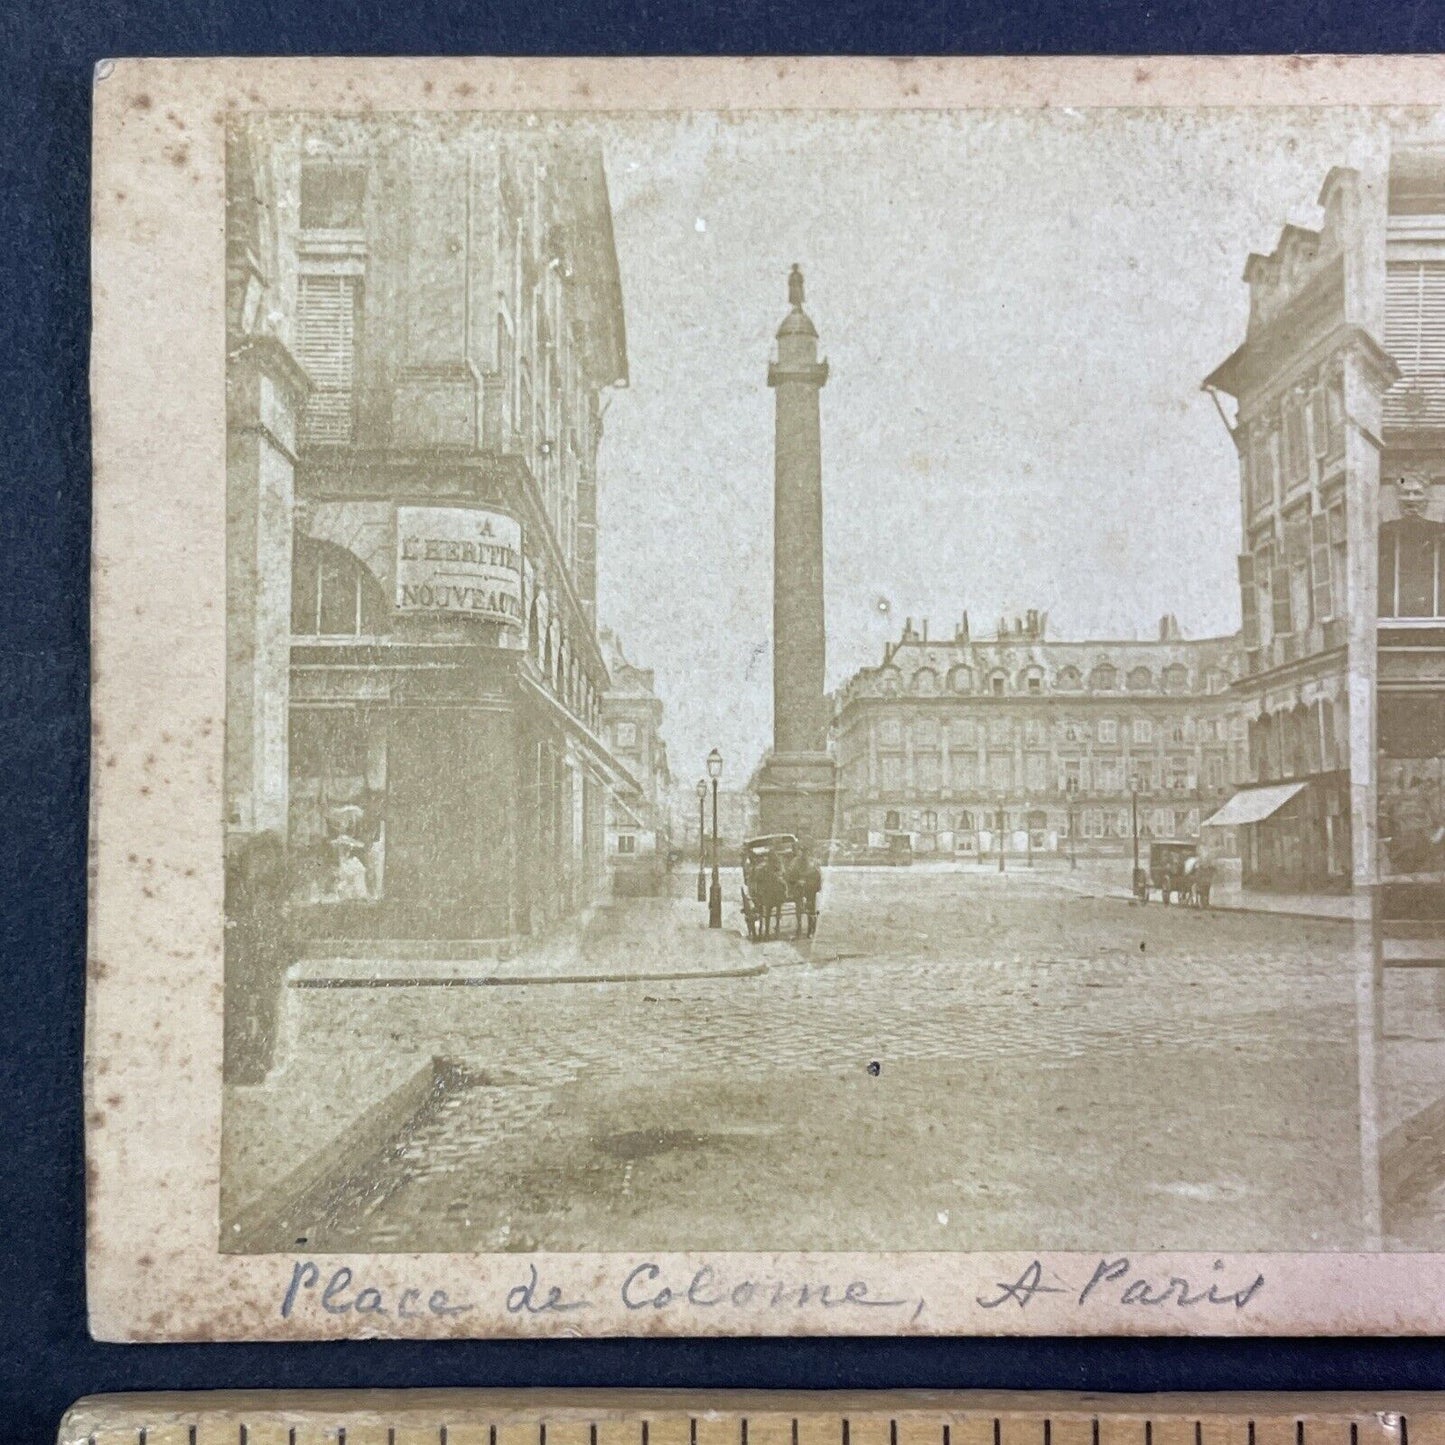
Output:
left=278, top=1256, right=1264, bottom=1323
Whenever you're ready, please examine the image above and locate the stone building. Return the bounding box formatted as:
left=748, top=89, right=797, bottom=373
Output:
left=833, top=612, right=1244, bottom=860
left=225, top=114, right=634, bottom=955
left=599, top=629, right=673, bottom=894
left=1205, top=151, right=1445, bottom=896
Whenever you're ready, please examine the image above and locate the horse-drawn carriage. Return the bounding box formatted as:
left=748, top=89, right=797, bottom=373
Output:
left=1132, top=840, right=1214, bottom=907
left=740, top=833, right=822, bottom=940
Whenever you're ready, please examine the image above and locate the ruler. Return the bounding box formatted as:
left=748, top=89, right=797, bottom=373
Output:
left=56, top=1393, right=1442, bottom=1445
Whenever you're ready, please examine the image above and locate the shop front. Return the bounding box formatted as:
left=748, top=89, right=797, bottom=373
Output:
left=285, top=500, right=620, bottom=946
left=1204, top=774, right=1352, bottom=892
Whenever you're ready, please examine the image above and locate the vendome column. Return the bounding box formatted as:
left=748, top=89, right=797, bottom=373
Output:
left=756, top=265, right=839, bottom=843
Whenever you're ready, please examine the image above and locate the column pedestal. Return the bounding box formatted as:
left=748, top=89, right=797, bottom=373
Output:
left=755, top=749, right=838, bottom=845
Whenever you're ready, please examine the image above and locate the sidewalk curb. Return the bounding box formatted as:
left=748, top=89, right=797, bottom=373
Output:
left=1054, top=881, right=1359, bottom=926
left=290, top=958, right=770, bottom=988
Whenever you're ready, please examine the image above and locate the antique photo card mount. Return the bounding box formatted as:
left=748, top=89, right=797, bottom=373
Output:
left=89, top=56, right=1445, bottom=1341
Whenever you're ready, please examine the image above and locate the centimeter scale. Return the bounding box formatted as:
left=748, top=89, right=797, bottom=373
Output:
left=57, top=1395, right=1445, bottom=1445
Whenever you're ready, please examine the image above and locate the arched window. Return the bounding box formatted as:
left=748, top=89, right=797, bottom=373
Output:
left=1056, top=665, right=1082, bottom=690
left=1380, top=519, right=1445, bottom=618
left=956, top=811, right=974, bottom=833
left=1089, top=663, right=1117, bottom=691
left=912, top=667, right=938, bottom=695
left=1162, top=663, right=1189, bottom=694
left=1022, top=666, right=1044, bottom=695
left=948, top=666, right=973, bottom=694
left=291, top=536, right=389, bottom=637
left=879, top=666, right=901, bottom=696
left=1127, top=665, right=1154, bottom=692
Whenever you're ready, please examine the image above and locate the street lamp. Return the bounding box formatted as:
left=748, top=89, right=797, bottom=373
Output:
left=1130, top=774, right=1144, bottom=896
left=695, top=779, right=708, bottom=902
left=707, top=748, right=723, bottom=928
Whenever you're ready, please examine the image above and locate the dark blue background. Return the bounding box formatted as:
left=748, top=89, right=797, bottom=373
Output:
left=6, top=2, right=1445, bottom=1442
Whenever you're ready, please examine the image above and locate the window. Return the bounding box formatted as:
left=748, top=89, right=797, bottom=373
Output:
left=879, top=667, right=901, bottom=696
left=879, top=717, right=903, bottom=747
left=881, top=756, right=904, bottom=792
left=990, top=673, right=1006, bottom=696
left=956, top=811, right=975, bottom=833
left=1127, top=666, right=1154, bottom=692
left=1284, top=391, right=1309, bottom=487
left=885, top=810, right=901, bottom=830
left=916, top=754, right=942, bottom=792
left=1025, top=669, right=1043, bottom=694
left=1133, top=761, right=1154, bottom=792
left=1206, top=754, right=1226, bottom=789
left=1162, top=663, right=1188, bottom=694
left=988, top=717, right=1011, bottom=746
left=913, top=717, right=939, bottom=747
left=1056, top=665, right=1082, bottom=690
left=616, top=833, right=637, bottom=854
left=1025, top=753, right=1047, bottom=791
left=299, top=165, right=366, bottom=230
left=948, top=666, right=973, bottom=694
left=1062, top=720, right=1082, bottom=743
left=1023, top=719, right=1045, bottom=747
left=1089, top=663, right=1117, bottom=691
left=1097, top=718, right=1118, bottom=744
left=987, top=753, right=1012, bottom=792
left=1132, top=718, right=1153, bottom=745
left=1167, top=757, right=1190, bottom=791
left=913, top=667, right=939, bottom=695
left=1064, top=758, right=1081, bottom=794
left=615, top=722, right=638, bottom=749
left=951, top=754, right=977, bottom=789
left=292, top=537, right=388, bottom=637
left=296, top=273, right=360, bottom=446
left=951, top=717, right=977, bottom=747
left=1096, top=758, right=1120, bottom=793
left=1380, top=520, right=1445, bottom=619
left=922, top=810, right=938, bottom=832
left=1169, top=721, right=1187, bottom=745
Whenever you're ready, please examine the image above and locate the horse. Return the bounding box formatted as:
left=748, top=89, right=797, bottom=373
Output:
left=787, top=855, right=823, bottom=938
left=747, top=856, right=789, bottom=940
left=1182, top=858, right=1214, bottom=909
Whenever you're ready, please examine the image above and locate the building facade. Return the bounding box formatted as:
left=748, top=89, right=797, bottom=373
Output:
left=225, top=115, right=633, bottom=955
left=1206, top=152, right=1445, bottom=896
left=599, top=629, right=673, bottom=894
left=833, top=612, right=1244, bottom=859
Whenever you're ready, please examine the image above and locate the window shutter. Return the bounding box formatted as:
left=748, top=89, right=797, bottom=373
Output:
left=1238, top=553, right=1258, bottom=649
left=1271, top=562, right=1293, bottom=636
left=297, top=274, right=357, bottom=445
left=1386, top=261, right=1445, bottom=425
left=1310, top=512, right=1333, bottom=621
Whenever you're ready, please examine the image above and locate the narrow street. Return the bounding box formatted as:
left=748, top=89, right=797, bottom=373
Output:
left=243, top=867, right=1372, bottom=1254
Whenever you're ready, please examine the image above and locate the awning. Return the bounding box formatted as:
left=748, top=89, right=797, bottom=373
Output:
left=1201, top=780, right=1309, bottom=829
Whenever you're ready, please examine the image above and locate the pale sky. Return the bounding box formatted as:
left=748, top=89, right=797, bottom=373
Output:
left=588, top=107, right=1390, bottom=787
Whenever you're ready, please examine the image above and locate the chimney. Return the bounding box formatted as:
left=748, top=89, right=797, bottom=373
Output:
left=922, top=618, right=929, bottom=642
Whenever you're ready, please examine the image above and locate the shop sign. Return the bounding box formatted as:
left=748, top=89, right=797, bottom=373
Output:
left=395, top=506, right=523, bottom=625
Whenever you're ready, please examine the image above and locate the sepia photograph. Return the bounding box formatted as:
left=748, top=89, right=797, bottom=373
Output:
left=86, top=57, right=1445, bottom=1338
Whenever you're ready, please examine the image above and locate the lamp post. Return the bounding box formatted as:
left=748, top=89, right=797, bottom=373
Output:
left=695, top=779, right=708, bottom=902
left=1130, top=775, right=1143, bottom=895
left=707, top=749, right=724, bottom=928
left=996, top=806, right=1006, bottom=874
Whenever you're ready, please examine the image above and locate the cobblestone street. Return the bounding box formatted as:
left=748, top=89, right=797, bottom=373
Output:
left=241, top=867, right=1379, bottom=1255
